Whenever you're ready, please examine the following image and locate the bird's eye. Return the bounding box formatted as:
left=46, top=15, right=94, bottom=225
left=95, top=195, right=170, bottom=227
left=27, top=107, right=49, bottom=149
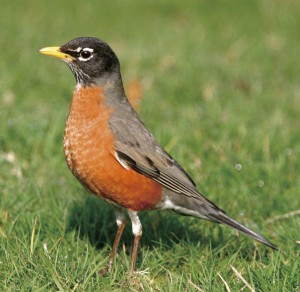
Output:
left=80, top=50, right=92, bottom=59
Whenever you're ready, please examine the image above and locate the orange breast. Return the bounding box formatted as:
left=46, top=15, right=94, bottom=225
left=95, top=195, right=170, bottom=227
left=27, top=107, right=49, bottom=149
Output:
left=63, top=86, right=163, bottom=211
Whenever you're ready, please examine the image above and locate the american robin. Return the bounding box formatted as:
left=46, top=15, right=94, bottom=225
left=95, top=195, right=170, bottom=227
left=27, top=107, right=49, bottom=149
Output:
left=39, top=37, right=276, bottom=273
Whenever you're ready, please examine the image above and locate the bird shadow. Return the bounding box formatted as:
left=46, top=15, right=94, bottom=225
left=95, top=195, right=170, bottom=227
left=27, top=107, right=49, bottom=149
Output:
left=65, top=194, right=276, bottom=270
left=66, top=194, right=229, bottom=253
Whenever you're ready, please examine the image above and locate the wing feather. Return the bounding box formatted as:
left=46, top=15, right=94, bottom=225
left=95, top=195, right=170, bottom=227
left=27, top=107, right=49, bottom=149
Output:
left=109, top=101, right=217, bottom=208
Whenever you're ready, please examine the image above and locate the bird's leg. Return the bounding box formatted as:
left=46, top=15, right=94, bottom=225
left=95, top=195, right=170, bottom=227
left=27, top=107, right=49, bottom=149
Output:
left=100, top=208, right=125, bottom=275
left=128, top=210, right=142, bottom=272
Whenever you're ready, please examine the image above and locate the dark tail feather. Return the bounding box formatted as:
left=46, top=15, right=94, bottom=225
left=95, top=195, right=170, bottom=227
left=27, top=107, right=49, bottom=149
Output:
left=209, top=212, right=277, bottom=250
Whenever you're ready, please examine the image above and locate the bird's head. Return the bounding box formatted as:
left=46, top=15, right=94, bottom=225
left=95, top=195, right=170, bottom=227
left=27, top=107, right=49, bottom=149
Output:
left=39, top=37, right=120, bottom=86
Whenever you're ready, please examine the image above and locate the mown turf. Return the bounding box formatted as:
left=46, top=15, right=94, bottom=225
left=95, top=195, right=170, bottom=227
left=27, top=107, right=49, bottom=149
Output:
left=0, top=0, right=299, bottom=290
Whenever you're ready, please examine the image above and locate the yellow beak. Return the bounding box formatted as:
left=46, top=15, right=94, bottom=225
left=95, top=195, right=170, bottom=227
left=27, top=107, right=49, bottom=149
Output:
left=39, top=46, right=75, bottom=61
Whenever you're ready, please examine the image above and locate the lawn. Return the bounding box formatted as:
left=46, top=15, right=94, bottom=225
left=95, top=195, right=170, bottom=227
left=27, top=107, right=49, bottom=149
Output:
left=0, top=0, right=299, bottom=290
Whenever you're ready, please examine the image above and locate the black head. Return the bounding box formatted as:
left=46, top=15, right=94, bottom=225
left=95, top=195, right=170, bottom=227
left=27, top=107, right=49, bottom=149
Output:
left=40, top=37, right=120, bottom=86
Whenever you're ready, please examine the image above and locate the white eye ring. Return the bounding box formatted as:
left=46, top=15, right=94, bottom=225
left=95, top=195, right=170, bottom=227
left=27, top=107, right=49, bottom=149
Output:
left=78, top=48, right=94, bottom=61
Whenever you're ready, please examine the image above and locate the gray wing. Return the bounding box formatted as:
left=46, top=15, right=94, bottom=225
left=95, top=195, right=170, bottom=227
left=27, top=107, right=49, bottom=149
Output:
left=109, top=101, right=218, bottom=207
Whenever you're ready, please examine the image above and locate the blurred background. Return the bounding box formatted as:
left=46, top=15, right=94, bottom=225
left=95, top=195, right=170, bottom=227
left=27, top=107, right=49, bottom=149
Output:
left=0, top=0, right=299, bottom=290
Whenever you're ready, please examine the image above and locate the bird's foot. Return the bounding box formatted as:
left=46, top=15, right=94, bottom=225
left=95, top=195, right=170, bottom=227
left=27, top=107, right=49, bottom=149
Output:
left=99, top=258, right=113, bottom=276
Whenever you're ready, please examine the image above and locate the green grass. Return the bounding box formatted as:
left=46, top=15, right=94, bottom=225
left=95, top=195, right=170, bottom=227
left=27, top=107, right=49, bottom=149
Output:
left=1, top=0, right=300, bottom=290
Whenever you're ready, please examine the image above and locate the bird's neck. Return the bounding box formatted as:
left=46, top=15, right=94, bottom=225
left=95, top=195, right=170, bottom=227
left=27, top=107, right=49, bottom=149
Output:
left=78, top=71, right=125, bottom=92
left=68, top=86, right=107, bottom=120
left=68, top=73, right=125, bottom=120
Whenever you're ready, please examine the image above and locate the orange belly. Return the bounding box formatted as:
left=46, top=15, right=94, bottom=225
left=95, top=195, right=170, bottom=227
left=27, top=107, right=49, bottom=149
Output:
left=63, top=86, right=163, bottom=211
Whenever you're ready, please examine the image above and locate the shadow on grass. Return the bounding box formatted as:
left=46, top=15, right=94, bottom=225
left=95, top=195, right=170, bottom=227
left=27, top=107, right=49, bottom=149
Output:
left=65, top=194, right=276, bottom=267
left=65, top=194, right=223, bottom=252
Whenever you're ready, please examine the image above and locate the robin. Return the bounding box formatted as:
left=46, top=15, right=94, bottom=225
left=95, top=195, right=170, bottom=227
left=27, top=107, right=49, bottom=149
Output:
left=39, top=37, right=276, bottom=273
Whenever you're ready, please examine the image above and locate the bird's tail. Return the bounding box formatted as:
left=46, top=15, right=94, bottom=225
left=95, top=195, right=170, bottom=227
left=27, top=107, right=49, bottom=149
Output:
left=208, top=211, right=277, bottom=249
left=163, top=190, right=277, bottom=249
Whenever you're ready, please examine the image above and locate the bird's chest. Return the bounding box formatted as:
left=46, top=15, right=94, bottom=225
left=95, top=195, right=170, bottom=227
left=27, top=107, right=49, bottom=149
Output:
left=63, top=117, right=107, bottom=175
left=63, top=86, right=114, bottom=184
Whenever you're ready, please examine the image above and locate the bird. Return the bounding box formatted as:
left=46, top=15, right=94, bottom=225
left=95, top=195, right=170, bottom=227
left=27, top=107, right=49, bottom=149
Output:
left=39, top=37, right=276, bottom=273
